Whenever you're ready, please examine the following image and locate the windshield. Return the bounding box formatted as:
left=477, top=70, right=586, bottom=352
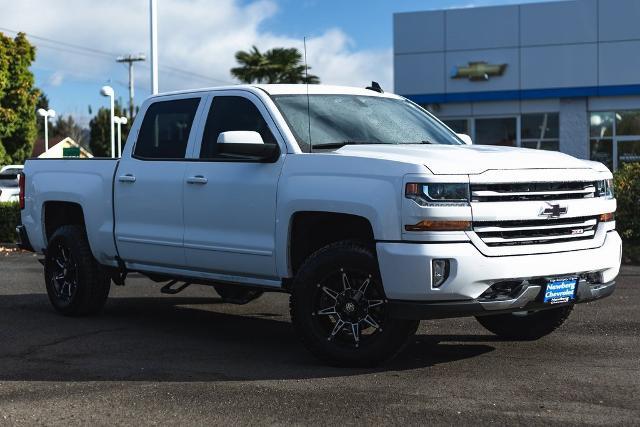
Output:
left=272, top=94, right=463, bottom=150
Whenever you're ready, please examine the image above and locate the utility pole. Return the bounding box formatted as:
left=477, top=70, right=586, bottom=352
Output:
left=150, top=0, right=158, bottom=94
left=116, top=54, right=146, bottom=119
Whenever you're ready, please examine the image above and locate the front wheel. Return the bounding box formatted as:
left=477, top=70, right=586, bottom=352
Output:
left=475, top=305, right=574, bottom=340
left=290, top=241, right=418, bottom=367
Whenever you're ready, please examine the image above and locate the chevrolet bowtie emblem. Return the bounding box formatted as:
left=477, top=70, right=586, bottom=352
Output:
left=451, top=61, right=507, bottom=81
left=539, top=203, right=568, bottom=219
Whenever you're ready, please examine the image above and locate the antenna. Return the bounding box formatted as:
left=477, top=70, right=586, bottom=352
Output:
left=303, top=37, right=312, bottom=150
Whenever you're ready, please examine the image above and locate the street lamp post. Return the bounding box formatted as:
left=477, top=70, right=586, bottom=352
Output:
left=113, top=116, right=128, bottom=157
left=150, top=0, right=158, bottom=94
left=37, top=108, right=56, bottom=152
left=100, top=86, right=115, bottom=158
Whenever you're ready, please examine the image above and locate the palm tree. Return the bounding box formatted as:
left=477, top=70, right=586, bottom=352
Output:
left=231, top=46, right=320, bottom=84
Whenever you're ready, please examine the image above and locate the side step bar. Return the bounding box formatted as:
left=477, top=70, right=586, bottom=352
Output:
left=160, top=280, right=192, bottom=295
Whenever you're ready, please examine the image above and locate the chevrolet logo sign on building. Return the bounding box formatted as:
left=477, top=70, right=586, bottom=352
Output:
left=451, top=61, right=507, bottom=81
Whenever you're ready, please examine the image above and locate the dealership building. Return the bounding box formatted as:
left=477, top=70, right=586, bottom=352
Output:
left=394, top=0, right=640, bottom=170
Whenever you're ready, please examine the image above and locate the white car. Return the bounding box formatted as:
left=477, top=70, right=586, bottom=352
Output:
left=17, top=84, right=621, bottom=366
left=0, top=165, right=23, bottom=175
left=0, top=167, right=21, bottom=202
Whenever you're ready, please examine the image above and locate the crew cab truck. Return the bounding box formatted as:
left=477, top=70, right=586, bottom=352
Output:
left=17, top=84, right=622, bottom=367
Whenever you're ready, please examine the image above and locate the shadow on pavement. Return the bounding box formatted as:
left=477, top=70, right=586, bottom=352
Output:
left=0, top=293, right=495, bottom=382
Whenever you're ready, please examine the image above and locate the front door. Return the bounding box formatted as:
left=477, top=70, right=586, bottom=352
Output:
left=183, top=92, right=284, bottom=278
left=114, top=96, right=203, bottom=268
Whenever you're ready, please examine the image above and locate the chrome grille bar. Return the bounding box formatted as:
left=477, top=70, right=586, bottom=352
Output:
left=473, top=216, right=599, bottom=247
left=474, top=218, right=596, bottom=233
left=471, top=182, right=597, bottom=202
left=480, top=230, right=596, bottom=244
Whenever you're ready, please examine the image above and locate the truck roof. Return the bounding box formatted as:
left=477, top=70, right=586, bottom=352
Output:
left=151, top=84, right=402, bottom=99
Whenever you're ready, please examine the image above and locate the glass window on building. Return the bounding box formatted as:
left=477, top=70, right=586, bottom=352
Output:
left=442, top=119, right=469, bottom=135
left=615, top=111, right=640, bottom=136
left=618, top=140, right=640, bottom=165
left=590, top=112, right=614, bottom=138
left=520, top=113, right=559, bottom=151
left=590, top=111, right=640, bottom=170
left=475, top=118, right=516, bottom=147
left=590, top=139, right=613, bottom=171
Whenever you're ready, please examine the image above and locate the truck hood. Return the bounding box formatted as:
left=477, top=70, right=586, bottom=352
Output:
left=335, top=144, right=593, bottom=175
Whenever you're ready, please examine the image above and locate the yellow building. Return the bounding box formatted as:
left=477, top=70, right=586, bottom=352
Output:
left=32, top=137, right=93, bottom=159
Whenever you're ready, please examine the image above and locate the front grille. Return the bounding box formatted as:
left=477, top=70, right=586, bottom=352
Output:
left=473, top=216, right=598, bottom=247
left=471, top=181, right=597, bottom=202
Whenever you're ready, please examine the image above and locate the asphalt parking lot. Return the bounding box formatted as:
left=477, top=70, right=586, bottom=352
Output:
left=0, top=251, right=638, bottom=425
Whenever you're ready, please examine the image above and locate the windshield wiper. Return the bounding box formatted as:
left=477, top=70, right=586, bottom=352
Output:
left=311, top=141, right=373, bottom=150
left=407, top=140, right=434, bottom=144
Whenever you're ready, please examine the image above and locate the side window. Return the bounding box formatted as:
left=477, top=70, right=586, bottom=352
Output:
left=134, top=98, right=200, bottom=159
left=200, top=96, right=277, bottom=159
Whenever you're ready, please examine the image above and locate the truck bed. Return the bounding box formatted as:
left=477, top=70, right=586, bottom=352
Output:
left=21, top=158, right=120, bottom=266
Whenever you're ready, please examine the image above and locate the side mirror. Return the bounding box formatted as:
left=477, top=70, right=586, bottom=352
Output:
left=456, top=133, right=472, bottom=145
left=217, top=131, right=264, bottom=145
left=216, top=131, right=280, bottom=162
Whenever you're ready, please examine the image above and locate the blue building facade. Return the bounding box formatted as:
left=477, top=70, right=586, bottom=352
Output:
left=394, top=0, right=640, bottom=170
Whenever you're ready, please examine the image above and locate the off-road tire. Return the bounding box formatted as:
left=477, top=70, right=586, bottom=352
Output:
left=290, top=240, right=419, bottom=367
left=44, top=225, right=111, bottom=316
left=475, top=305, right=574, bottom=340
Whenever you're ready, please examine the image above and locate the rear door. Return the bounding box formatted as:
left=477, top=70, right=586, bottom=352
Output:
left=182, top=91, right=285, bottom=278
left=114, top=95, right=204, bottom=268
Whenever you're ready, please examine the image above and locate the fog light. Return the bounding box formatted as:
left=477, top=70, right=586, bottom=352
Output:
left=585, top=271, right=604, bottom=284
left=432, top=259, right=449, bottom=288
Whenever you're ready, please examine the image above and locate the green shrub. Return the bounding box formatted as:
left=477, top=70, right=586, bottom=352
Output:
left=614, top=162, right=640, bottom=243
left=0, top=202, right=20, bottom=243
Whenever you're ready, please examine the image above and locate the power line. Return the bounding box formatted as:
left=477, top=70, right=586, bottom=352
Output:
left=0, top=26, right=235, bottom=85
left=156, top=64, right=233, bottom=85
left=0, top=26, right=116, bottom=58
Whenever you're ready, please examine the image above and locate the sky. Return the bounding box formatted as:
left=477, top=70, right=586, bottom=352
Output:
left=0, top=0, right=557, bottom=127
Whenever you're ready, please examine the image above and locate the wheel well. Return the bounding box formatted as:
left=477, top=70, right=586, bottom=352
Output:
left=289, top=212, right=375, bottom=274
left=43, top=201, right=86, bottom=242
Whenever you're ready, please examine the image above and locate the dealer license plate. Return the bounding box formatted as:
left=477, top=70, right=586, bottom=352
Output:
left=544, top=277, right=578, bottom=304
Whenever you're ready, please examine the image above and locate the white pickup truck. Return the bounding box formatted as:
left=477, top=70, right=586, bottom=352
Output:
left=17, top=84, right=621, bottom=366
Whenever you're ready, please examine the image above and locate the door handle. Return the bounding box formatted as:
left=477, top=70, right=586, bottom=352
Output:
left=118, top=174, right=136, bottom=183
left=186, top=175, right=208, bottom=184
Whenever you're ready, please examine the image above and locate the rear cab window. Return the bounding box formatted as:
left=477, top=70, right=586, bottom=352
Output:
left=134, top=98, right=201, bottom=160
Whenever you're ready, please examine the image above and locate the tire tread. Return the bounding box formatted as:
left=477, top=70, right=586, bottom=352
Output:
left=290, top=240, right=418, bottom=367
left=45, top=225, right=110, bottom=316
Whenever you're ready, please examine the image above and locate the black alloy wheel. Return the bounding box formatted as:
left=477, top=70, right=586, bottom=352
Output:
left=44, top=225, right=111, bottom=316
left=311, top=267, right=387, bottom=349
left=48, top=242, right=79, bottom=303
left=290, top=240, right=419, bottom=367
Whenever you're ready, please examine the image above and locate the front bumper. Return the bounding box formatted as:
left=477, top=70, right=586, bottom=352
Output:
left=388, top=279, right=615, bottom=320
left=376, top=230, right=622, bottom=318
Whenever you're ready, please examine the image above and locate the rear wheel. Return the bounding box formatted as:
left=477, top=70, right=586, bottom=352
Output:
left=475, top=305, right=574, bottom=340
left=44, top=225, right=111, bottom=316
left=290, top=240, right=418, bottom=367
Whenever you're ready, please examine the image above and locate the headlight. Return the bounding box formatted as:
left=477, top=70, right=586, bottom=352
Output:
left=596, top=179, right=614, bottom=199
left=405, top=183, right=470, bottom=206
